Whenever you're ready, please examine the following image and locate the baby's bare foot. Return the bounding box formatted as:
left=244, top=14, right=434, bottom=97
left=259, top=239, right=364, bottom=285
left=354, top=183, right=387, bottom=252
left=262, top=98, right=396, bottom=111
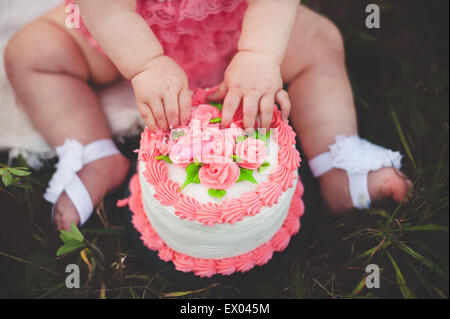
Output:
left=318, top=167, right=413, bottom=215
left=53, top=154, right=130, bottom=230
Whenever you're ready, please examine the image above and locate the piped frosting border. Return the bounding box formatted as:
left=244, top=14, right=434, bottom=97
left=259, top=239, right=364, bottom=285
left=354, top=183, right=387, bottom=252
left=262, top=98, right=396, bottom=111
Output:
left=119, top=171, right=305, bottom=277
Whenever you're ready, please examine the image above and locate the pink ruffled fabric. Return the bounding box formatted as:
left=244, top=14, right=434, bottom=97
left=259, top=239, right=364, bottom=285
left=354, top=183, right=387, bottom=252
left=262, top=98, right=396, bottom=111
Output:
left=65, top=0, right=247, bottom=89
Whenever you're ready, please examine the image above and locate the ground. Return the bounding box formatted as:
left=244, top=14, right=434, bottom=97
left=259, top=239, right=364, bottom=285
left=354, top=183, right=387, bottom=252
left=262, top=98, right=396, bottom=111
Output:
left=0, top=0, right=448, bottom=299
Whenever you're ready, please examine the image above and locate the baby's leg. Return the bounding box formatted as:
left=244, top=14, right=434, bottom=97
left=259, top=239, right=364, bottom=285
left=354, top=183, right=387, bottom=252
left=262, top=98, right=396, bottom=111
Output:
left=281, top=6, right=411, bottom=214
left=5, top=4, right=129, bottom=229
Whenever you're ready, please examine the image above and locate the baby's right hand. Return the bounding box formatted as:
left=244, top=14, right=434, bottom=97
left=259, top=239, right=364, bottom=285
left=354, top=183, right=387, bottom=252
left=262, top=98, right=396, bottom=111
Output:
left=131, top=55, right=191, bottom=131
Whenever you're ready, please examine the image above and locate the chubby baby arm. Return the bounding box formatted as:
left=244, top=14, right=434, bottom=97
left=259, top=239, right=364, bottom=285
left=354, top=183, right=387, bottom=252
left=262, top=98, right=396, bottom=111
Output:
left=210, top=0, right=299, bottom=129
left=76, top=0, right=191, bottom=130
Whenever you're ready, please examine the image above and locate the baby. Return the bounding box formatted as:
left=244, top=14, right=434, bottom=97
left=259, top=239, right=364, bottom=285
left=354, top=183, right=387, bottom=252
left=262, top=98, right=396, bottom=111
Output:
left=4, top=0, right=412, bottom=230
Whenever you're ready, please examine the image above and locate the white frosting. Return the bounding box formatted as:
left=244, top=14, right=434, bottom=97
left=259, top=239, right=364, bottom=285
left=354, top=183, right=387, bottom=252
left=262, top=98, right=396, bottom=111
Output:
left=138, top=160, right=297, bottom=259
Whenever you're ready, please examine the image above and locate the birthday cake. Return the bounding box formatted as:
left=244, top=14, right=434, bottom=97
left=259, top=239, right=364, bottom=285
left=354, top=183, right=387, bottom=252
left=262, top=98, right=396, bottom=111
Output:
left=119, top=89, right=305, bottom=277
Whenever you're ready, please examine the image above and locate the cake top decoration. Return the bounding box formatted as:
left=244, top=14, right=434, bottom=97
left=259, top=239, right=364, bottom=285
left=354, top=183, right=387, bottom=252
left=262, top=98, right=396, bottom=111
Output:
left=136, top=88, right=299, bottom=201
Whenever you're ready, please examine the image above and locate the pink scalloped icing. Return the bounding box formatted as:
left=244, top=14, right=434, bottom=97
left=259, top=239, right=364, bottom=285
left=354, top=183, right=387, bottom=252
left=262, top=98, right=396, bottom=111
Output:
left=274, top=120, right=297, bottom=146
left=278, top=146, right=301, bottom=171
left=256, top=182, right=282, bottom=207
left=154, top=179, right=181, bottom=206
left=143, top=159, right=168, bottom=186
left=123, top=171, right=305, bottom=277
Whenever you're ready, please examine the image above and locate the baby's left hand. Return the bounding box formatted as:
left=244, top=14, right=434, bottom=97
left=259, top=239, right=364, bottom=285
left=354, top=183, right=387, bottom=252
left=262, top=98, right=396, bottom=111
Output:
left=209, top=51, right=291, bottom=129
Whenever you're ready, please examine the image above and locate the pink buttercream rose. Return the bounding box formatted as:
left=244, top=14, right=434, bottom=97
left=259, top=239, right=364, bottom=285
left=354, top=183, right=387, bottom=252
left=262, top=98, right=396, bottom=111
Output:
left=168, top=142, right=193, bottom=165
left=156, top=138, right=173, bottom=155
left=235, top=138, right=267, bottom=169
left=169, top=129, right=212, bottom=165
left=201, top=132, right=235, bottom=164
left=192, top=104, right=221, bottom=127
left=225, top=123, right=244, bottom=140
left=198, top=162, right=240, bottom=190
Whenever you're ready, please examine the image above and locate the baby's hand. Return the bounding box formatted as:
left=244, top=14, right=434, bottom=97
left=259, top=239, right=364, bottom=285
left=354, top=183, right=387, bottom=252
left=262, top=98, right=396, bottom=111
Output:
left=209, top=51, right=291, bottom=129
left=131, top=55, right=191, bottom=131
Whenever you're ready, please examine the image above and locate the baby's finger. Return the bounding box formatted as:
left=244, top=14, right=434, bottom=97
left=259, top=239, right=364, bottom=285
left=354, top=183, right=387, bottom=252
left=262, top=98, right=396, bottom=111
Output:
left=243, top=93, right=260, bottom=129
left=149, top=98, right=168, bottom=130
left=275, top=89, right=291, bottom=121
left=137, top=102, right=157, bottom=132
left=221, top=89, right=241, bottom=128
left=179, top=88, right=192, bottom=125
left=163, top=91, right=180, bottom=129
left=259, top=94, right=275, bottom=130
left=208, top=82, right=227, bottom=102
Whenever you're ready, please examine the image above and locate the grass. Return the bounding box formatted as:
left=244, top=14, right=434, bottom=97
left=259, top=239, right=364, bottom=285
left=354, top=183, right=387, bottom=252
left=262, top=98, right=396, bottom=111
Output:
left=0, top=0, right=448, bottom=299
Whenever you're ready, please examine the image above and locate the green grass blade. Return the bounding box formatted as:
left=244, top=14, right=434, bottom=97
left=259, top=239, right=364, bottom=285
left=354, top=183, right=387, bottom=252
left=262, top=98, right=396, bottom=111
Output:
left=390, top=108, right=417, bottom=172
left=395, top=242, right=448, bottom=280
left=386, top=251, right=416, bottom=299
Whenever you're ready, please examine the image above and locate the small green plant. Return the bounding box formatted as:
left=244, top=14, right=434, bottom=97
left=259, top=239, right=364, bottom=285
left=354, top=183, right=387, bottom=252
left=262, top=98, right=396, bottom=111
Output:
left=57, top=222, right=86, bottom=256
left=0, top=165, right=31, bottom=187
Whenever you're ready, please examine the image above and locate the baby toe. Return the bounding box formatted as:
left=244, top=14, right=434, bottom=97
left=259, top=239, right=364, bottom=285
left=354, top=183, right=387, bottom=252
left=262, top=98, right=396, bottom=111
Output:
left=370, top=168, right=412, bottom=205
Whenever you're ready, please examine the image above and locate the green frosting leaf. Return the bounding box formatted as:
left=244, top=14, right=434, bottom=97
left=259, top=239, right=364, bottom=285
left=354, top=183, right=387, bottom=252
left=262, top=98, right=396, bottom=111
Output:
left=180, top=163, right=202, bottom=190
left=208, top=189, right=226, bottom=199
left=231, top=155, right=242, bottom=163
left=210, top=117, right=221, bottom=123
left=156, top=155, right=172, bottom=163
left=235, top=135, right=246, bottom=143
left=258, top=129, right=271, bottom=144
left=258, top=161, right=271, bottom=173
left=237, top=167, right=258, bottom=184
left=209, top=102, right=223, bottom=111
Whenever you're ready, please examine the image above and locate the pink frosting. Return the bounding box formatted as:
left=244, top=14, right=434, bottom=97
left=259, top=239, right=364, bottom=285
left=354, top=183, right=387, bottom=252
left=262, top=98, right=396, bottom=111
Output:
left=198, top=162, right=240, bottom=190
left=174, top=195, right=200, bottom=221
left=232, top=107, right=244, bottom=128
left=154, top=179, right=181, bottom=206
left=215, top=258, right=236, bottom=276
left=240, top=191, right=263, bottom=216
left=220, top=198, right=245, bottom=224
left=197, top=202, right=223, bottom=225
left=169, top=141, right=196, bottom=166
left=143, top=159, right=168, bottom=186
left=235, top=255, right=256, bottom=273
left=124, top=173, right=305, bottom=277
left=271, top=227, right=291, bottom=252
left=193, top=259, right=217, bottom=278
left=278, top=146, right=301, bottom=171
left=251, top=242, right=273, bottom=266
left=235, top=138, right=267, bottom=170
left=256, top=182, right=282, bottom=207
left=156, top=139, right=173, bottom=155
left=270, top=165, right=295, bottom=192
left=271, top=106, right=282, bottom=128
left=192, top=104, right=221, bottom=127
left=283, top=213, right=301, bottom=236
left=158, top=246, right=174, bottom=262
left=173, top=253, right=195, bottom=272
left=137, top=128, right=160, bottom=162
left=274, top=120, right=297, bottom=146
left=191, top=86, right=218, bottom=106
left=116, top=198, right=129, bottom=207
left=200, top=132, right=234, bottom=164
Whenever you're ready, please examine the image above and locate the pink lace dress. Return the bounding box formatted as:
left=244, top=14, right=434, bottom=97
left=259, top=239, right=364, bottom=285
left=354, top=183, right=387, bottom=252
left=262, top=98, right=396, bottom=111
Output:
left=68, top=0, right=248, bottom=89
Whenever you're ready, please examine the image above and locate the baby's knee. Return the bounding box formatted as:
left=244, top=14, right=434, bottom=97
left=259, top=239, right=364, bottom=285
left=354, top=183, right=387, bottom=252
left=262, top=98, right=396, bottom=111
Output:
left=4, top=29, right=30, bottom=79
left=311, top=16, right=345, bottom=61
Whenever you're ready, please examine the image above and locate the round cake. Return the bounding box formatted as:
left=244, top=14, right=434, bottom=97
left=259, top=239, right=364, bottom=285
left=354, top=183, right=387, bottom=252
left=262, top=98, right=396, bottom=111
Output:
left=119, top=88, right=305, bottom=278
